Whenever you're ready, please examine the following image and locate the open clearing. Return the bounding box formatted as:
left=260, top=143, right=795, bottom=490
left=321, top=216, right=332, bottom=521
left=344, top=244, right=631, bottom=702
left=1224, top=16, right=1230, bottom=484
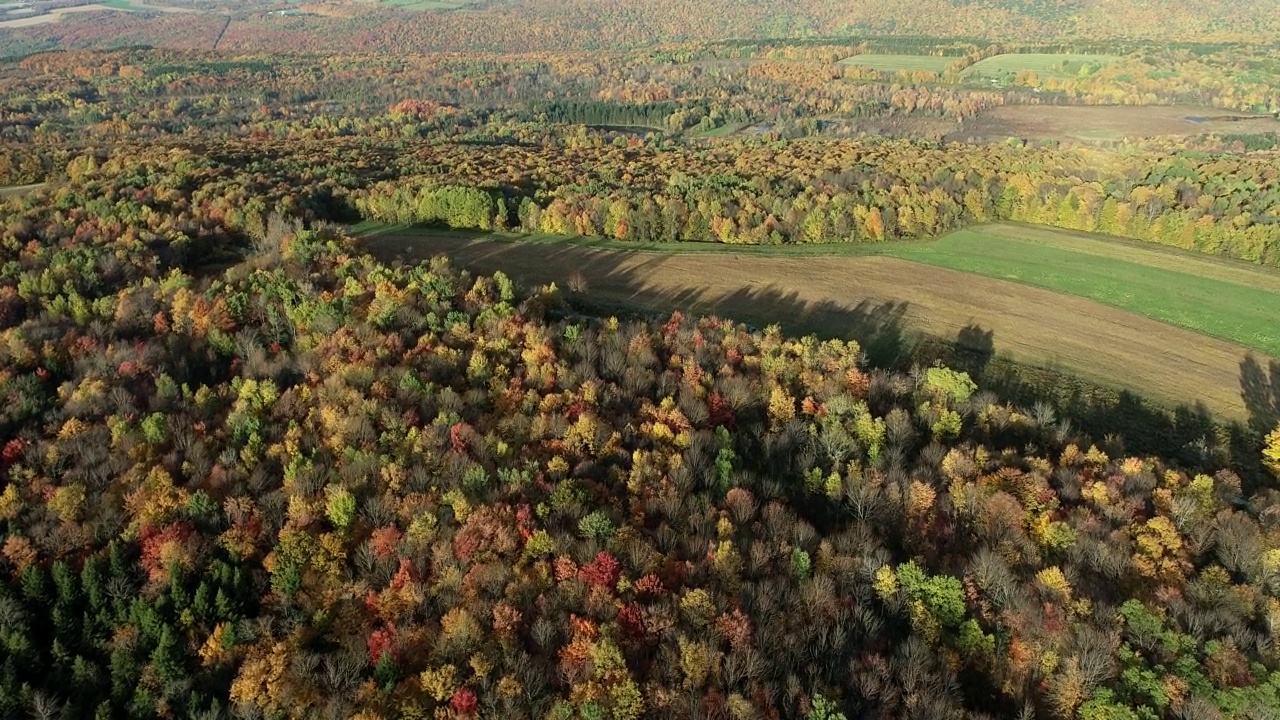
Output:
left=0, top=0, right=196, bottom=25
left=948, top=104, right=1280, bottom=143
left=361, top=225, right=1273, bottom=421
left=881, top=225, right=1280, bottom=356
left=1, top=3, right=120, bottom=26
left=961, top=53, right=1116, bottom=82
left=111, top=0, right=202, bottom=11
left=838, top=54, right=956, bottom=73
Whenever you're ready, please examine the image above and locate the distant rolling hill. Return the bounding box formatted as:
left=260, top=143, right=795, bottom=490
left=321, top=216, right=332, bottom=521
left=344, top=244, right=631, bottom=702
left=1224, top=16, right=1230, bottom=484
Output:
left=1, top=0, right=1274, bottom=56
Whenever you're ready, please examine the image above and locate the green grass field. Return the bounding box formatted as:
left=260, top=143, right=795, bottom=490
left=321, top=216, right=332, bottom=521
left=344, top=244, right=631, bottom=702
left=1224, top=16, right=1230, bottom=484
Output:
left=838, top=54, right=957, bottom=73
left=961, top=53, right=1117, bottom=81
left=881, top=225, right=1280, bottom=355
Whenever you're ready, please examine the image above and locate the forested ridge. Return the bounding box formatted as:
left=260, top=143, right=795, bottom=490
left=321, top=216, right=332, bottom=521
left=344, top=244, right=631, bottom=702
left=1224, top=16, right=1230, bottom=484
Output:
left=4, top=0, right=1280, bottom=56
left=5, top=45, right=1279, bottom=142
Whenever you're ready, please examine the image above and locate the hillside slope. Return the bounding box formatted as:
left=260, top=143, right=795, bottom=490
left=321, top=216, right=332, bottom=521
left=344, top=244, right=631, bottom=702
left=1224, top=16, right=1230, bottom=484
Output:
left=2, top=0, right=1275, bottom=56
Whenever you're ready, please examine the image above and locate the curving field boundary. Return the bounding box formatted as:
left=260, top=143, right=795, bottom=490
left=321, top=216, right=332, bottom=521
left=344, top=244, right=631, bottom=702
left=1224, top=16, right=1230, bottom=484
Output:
left=363, top=229, right=1276, bottom=422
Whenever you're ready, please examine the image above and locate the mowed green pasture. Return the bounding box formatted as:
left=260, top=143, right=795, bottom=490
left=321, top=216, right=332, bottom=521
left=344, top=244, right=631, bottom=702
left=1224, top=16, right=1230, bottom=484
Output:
left=838, top=54, right=957, bottom=73
left=882, top=225, right=1280, bottom=355
left=961, top=53, right=1117, bottom=81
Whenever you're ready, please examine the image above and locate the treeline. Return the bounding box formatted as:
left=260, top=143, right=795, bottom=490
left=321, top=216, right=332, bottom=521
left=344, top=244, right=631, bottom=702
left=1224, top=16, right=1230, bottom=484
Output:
left=8, top=134, right=1279, bottom=267
left=357, top=185, right=499, bottom=231
left=350, top=138, right=1280, bottom=265
left=531, top=100, right=681, bottom=130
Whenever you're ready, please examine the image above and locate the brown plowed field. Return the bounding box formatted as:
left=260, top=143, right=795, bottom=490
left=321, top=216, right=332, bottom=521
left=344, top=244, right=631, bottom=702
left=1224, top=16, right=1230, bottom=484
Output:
left=948, top=104, right=1280, bottom=144
left=365, top=232, right=1271, bottom=421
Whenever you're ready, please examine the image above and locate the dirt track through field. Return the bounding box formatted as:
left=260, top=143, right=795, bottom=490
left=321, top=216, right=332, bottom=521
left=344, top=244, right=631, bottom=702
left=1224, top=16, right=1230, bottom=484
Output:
left=365, top=233, right=1276, bottom=421
left=0, top=183, right=44, bottom=198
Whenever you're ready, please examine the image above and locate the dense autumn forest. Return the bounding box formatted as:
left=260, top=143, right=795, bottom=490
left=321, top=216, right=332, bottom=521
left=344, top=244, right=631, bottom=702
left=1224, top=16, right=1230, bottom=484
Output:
left=3, top=9, right=1280, bottom=720
left=6, top=133, right=1279, bottom=264
left=2, top=47, right=1280, bottom=264
left=5, top=44, right=1280, bottom=134
left=2, top=168, right=1280, bottom=718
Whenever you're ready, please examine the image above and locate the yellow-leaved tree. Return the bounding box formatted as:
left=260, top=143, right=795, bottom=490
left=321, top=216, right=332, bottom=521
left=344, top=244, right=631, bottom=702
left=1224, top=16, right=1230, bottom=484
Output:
left=1265, top=423, right=1280, bottom=477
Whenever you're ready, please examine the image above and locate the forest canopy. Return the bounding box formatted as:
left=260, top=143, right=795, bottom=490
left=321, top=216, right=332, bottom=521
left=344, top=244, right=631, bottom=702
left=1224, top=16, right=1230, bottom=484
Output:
left=2, top=20, right=1280, bottom=720
left=0, top=215, right=1278, bottom=719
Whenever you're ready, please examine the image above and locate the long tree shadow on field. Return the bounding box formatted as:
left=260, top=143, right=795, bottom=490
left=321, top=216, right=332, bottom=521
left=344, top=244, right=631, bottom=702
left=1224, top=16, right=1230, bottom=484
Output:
left=370, top=232, right=917, bottom=364
left=576, top=254, right=1249, bottom=481
left=369, top=233, right=1266, bottom=488
left=576, top=270, right=1243, bottom=480
left=1234, top=355, right=1280, bottom=490
left=1239, top=354, right=1280, bottom=435
left=912, top=326, right=1227, bottom=475
left=951, top=323, right=995, bottom=377
left=575, top=279, right=914, bottom=368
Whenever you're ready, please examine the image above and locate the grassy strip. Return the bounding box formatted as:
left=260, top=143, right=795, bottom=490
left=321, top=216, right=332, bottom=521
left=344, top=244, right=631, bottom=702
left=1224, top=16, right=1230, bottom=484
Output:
left=691, top=122, right=750, bottom=138
left=979, top=224, right=1280, bottom=292
left=882, top=228, right=1280, bottom=355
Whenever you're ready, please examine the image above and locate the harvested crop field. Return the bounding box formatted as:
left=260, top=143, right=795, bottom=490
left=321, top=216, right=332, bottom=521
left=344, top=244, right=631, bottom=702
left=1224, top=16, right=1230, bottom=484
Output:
left=363, top=228, right=1271, bottom=421
left=949, top=104, right=1280, bottom=144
